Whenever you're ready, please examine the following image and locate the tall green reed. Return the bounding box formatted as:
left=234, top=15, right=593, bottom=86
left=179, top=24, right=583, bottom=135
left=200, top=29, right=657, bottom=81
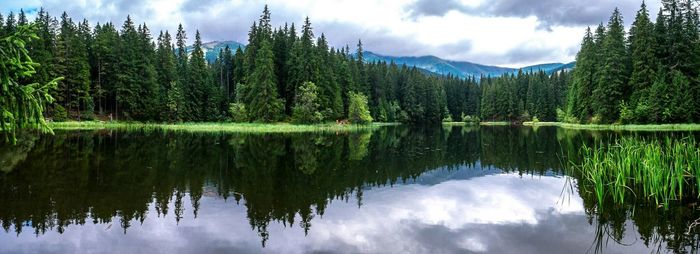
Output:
left=573, top=135, right=700, bottom=210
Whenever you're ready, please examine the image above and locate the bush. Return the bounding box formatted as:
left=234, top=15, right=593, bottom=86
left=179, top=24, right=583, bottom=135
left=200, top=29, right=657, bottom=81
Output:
left=53, top=105, right=68, bottom=122
left=228, top=103, right=249, bottom=123
left=442, top=114, right=453, bottom=122
left=619, top=101, right=635, bottom=124
left=347, top=92, right=373, bottom=124
left=461, top=114, right=480, bottom=124
left=557, top=108, right=579, bottom=123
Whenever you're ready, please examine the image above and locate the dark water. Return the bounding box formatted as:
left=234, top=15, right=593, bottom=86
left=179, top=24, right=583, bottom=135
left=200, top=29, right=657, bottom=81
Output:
left=0, top=126, right=699, bottom=253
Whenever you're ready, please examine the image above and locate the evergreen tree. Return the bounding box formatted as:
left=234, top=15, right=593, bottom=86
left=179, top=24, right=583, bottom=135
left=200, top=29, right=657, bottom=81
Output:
left=1, top=25, right=62, bottom=143
left=628, top=1, right=657, bottom=108
left=185, top=30, right=213, bottom=121
left=91, top=22, right=119, bottom=116
left=156, top=30, right=180, bottom=120
left=593, top=8, right=629, bottom=123
left=55, top=12, right=91, bottom=119
left=247, top=40, right=283, bottom=122
left=567, top=28, right=597, bottom=122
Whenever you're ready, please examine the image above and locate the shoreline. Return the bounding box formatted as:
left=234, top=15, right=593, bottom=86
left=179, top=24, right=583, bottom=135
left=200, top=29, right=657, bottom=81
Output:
left=522, top=121, right=700, bottom=131
left=48, top=121, right=399, bottom=133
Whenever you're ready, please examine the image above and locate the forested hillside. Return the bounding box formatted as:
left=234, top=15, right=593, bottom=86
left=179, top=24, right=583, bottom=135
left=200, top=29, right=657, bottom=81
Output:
left=566, top=0, right=700, bottom=124
left=1, top=6, right=573, bottom=124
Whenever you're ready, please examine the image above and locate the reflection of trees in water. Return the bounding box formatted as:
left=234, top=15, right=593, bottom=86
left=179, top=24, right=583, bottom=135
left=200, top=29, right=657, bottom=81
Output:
left=0, top=127, right=698, bottom=251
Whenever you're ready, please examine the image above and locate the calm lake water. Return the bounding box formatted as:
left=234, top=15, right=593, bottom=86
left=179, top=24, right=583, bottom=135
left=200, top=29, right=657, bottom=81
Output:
left=0, top=126, right=699, bottom=253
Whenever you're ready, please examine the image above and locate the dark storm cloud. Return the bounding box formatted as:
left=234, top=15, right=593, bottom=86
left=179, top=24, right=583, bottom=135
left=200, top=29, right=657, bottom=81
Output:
left=407, top=0, right=658, bottom=29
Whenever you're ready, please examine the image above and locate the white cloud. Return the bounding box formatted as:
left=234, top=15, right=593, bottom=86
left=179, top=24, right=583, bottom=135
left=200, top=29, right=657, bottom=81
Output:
left=0, top=0, right=654, bottom=67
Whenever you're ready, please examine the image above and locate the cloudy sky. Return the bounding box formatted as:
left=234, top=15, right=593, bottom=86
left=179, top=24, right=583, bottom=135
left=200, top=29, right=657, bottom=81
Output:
left=1, top=0, right=659, bottom=67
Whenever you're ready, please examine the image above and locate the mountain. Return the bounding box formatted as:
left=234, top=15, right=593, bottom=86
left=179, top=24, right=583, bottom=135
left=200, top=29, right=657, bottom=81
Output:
left=186, top=41, right=246, bottom=63
left=363, top=51, right=575, bottom=78
left=192, top=41, right=574, bottom=78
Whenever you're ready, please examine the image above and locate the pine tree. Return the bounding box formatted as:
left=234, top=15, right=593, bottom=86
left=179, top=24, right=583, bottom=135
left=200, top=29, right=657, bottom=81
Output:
left=247, top=39, right=283, bottom=122
left=4, top=12, right=15, bottom=34
left=316, top=34, right=343, bottom=119
left=1, top=25, right=61, bottom=143
left=628, top=1, right=657, bottom=109
left=185, top=30, right=212, bottom=121
left=55, top=12, right=91, bottom=119
left=175, top=24, right=188, bottom=116
left=17, top=9, right=27, bottom=26
left=593, top=8, right=629, bottom=122
left=91, top=22, right=119, bottom=116
left=156, top=30, right=179, bottom=120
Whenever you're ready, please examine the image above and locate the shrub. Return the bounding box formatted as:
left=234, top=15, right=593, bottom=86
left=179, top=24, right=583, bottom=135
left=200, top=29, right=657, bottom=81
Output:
left=228, top=103, right=249, bottom=123
left=619, top=101, right=635, bottom=124
left=53, top=105, right=68, bottom=122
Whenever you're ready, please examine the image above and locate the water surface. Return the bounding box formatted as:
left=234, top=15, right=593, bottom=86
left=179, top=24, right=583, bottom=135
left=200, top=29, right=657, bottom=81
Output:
left=0, top=126, right=698, bottom=253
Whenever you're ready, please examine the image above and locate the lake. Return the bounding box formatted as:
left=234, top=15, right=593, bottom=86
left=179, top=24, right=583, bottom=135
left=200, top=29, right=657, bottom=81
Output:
left=0, top=126, right=698, bottom=253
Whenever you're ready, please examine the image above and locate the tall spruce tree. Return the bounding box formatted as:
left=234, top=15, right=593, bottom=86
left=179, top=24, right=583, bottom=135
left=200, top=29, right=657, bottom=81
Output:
left=628, top=1, right=657, bottom=108
left=593, top=8, right=629, bottom=122
left=185, top=30, right=211, bottom=121
left=247, top=39, right=283, bottom=122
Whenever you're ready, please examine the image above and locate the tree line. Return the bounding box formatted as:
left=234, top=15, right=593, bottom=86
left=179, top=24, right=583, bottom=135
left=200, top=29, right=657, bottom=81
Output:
left=566, top=0, right=700, bottom=124
left=480, top=70, right=570, bottom=122
left=1, top=6, right=578, bottom=126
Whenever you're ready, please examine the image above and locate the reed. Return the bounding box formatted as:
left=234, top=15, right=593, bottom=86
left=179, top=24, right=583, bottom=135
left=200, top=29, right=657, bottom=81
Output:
left=572, top=135, right=700, bottom=209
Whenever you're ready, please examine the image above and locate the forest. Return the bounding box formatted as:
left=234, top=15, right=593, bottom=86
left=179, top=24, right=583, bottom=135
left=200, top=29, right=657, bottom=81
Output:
left=0, top=6, right=572, bottom=127
left=566, top=0, right=700, bottom=124
left=1, top=0, right=699, bottom=130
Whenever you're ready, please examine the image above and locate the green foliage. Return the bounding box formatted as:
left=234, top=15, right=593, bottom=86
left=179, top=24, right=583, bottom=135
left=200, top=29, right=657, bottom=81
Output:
left=592, top=8, right=630, bottom=123
left=166, top=81, right=184, bottom=122
left=292, top=81, right=323, bottom=124
left=228, top=103, right=249, bottom=123
left=618, top=101, right=635, bottom=124
left=347, top=91, right=372, bottom=124
left=461, top=114, right=480, bottom=124
left=573, top=136, right=700, bottom=209
left=247, top=40, right=284, bottom=122
left=570, top=1, right=700, bottom=124
left=0, top=25, right=61, bottom=143
left=52, top=104, right=68, bottom=122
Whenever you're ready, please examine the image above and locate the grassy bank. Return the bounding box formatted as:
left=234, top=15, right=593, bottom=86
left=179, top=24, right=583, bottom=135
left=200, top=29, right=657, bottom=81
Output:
left=523, top=121, right=700, bottom=131
left=442, top=122, right=479, bottom=126
left=571, top=136, right=700, bottom=209
left=49, top=121, right=398, bottom=133
left=479, top=122, right=512, bottom=126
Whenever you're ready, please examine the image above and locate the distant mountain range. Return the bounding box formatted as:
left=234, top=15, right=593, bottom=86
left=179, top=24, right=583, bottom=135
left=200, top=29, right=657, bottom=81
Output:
left=192, top=41, right=574, bottom=78
left=363, top=51, right=575, bottom=78
left=186, top=41, right=246, bottom=63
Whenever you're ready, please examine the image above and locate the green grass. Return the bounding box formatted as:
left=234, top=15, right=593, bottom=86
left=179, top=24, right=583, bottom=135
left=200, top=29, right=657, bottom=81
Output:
left=49, top=121, right=398, bottom=133
left=442, top=122, right=479, bottom=126
left=522, top=121, right=560, bottom=127
left=479, top=121, right=511, bottom=126
left=571, top=136, right=700, bottom=209
left=523, top=121, right=700, bottom=131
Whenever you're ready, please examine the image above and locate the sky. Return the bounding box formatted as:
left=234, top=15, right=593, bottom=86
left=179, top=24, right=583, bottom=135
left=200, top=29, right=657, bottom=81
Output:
left=0, top=0, right=660, bottom=67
